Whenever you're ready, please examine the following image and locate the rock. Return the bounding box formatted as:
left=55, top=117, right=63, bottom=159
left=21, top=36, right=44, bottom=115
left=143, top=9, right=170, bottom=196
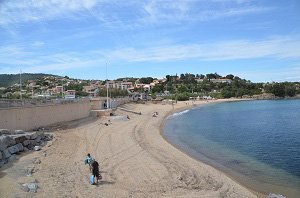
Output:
left=25, top=134, right=31, bottom=140
left=16, top=143, right=24, bottom=152
left=35, top=136, right=42, bottom=143
left=23, top=147, right=29, bottom=152
left=30, top=133, right=38, bottom=140
left=33, top=158, right=41, bottom=164
left=0, top=151, right=2, bottom=160
left=34, top=146, right=41, bottom=151
left=267, top=194, right=286, bottom=198
left=27, top=183, right=38, bottom=193
left=0, top=129, right=11, bottom=135
left=13, top=135, right=27, bottom=144
left=20, top=184, right=30, bottom=192
left=8, top=154, right=17, bottom=162
left=7, top=144, right=20, bottom=154
left=14, top=130, right=24, bottom=134
left=23, top=140, right=30, bottom=146
left=0, top=160, right=6, bottom=167
left=26, top=166, right=35, bottom=176
left=0, top=136, right=16, bottom=151
left=2, top=149, right=11, bottom=158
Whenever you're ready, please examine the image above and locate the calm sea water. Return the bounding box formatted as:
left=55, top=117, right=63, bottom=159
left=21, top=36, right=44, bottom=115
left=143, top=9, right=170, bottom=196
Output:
left=164, top=100, right=300, bottom=197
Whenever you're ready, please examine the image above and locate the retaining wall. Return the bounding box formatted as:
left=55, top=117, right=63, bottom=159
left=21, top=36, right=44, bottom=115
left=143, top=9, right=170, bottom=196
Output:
left=0, top=102, right=91, bottom=131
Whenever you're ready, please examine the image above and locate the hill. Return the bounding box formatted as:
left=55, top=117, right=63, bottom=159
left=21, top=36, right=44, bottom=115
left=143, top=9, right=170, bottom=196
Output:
left=0, top=73, right=57, bottom=87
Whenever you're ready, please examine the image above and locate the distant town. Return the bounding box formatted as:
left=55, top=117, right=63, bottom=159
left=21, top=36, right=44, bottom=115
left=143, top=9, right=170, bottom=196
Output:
left=0, top=73, right=299, bottom=101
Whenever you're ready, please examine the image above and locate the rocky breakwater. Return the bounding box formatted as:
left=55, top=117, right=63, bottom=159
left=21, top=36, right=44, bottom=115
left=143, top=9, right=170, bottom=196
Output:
left=0, top=129, right=53, bottom=167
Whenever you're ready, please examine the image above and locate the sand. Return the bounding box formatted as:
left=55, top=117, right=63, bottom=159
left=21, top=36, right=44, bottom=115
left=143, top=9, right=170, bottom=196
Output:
left=0, top=100, right=259, bottom=198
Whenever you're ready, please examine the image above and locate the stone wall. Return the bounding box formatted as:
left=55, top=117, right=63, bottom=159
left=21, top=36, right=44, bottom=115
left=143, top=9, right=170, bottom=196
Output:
left=0, top=130, right=53, bottom=168
left=0, top=101, right=91, bottom=131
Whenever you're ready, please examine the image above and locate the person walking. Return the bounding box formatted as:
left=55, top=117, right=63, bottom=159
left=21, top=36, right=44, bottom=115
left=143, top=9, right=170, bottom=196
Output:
left=84, top=153, right=94, bottom=172
left=91, top=160, right=102, bottom=184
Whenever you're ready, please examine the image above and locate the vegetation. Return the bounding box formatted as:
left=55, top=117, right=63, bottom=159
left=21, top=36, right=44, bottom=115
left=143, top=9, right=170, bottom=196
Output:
left=0, top=73, right=56, bottom=87
left=151, top=73, right=300, bottom=99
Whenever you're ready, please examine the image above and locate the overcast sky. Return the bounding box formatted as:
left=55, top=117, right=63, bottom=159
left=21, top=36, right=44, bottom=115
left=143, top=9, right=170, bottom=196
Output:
left=0, top=0, right=300, bottom=82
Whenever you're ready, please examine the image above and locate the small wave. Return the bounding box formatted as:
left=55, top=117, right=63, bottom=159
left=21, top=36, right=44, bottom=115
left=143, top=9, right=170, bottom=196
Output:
left=169, top=109, right=190, bottom=118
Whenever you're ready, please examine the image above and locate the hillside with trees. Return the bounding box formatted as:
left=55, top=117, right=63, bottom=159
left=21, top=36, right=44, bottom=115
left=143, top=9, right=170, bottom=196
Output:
left=0, top=73, right=57, bottom=87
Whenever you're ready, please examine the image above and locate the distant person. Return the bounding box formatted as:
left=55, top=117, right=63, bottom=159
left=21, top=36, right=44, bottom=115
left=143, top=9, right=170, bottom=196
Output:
left=84, top=153, right=94, bottom=172
left=91, top=160, right=102, bottom=184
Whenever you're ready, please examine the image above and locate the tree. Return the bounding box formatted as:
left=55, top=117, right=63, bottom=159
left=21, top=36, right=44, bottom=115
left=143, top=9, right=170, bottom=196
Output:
left=226, top=74, right=234, bottom=80
left=139, top=77, right=154, bottom=84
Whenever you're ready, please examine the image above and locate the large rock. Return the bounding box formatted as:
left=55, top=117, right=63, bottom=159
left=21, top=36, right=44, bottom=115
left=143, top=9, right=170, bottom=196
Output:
left=2, top=149, right=11, bottom=158
left=16, top=143, right=24, bottom=152
left=7, top=144, right=20, bottom=154
left=30, top=133, right=38, bottom=140
left=13, top=135, right=27, bottom=144
left=8, top=154, right=17, bottom=162
left=0, top=129, right=11, bottom=135
left=35, top=136, right=42, bottom=143
left=0, top=136, right=16, bottom=151
left=14, top=130, right=24, bottom=134
left=23, top=140, right=30, bottom=146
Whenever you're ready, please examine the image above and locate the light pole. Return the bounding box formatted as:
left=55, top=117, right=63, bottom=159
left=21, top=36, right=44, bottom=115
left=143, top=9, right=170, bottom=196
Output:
left=19, top=70, right=22, bottom=100
left=106, top=62, right=109, bottom=109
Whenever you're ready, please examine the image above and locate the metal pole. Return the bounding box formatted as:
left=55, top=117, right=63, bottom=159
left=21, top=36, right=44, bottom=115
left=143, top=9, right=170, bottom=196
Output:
left=106, top=62, right=109, bottom=109
left=20, top=70, right=22, bottom=100
left=62, top=78, right=64, bottom=98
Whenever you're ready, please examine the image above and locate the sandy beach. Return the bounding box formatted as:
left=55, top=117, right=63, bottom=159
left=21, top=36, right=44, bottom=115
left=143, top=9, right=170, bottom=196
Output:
left=0, top=99, right=259, bottom=198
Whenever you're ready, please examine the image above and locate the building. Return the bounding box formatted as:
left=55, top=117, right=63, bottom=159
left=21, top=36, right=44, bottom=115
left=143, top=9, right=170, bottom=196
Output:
left=65, top=90, right=76, bottom=99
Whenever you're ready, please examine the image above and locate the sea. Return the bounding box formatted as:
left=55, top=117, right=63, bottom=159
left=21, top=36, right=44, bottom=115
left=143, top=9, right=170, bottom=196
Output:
left=164, top=100, right=300, bottom=197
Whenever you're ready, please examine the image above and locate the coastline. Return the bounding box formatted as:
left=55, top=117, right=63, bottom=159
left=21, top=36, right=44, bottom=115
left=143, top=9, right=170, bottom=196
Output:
left=0, top=99, right=259, bottom=197
left=159, top=99, right=265, bottom=197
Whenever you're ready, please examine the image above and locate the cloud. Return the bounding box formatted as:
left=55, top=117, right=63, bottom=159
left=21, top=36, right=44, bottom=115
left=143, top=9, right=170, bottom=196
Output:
left=0, top=0, right=272, bottom=27
left=102, top=36, right=300, bottom=62
left=1, top=35, right=299, bottom=75
left=0, top=0, right=98, bottom=25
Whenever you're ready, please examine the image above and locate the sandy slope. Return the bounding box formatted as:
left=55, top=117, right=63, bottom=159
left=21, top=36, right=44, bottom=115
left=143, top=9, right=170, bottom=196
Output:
left=0, top=100, right=258, bottom=198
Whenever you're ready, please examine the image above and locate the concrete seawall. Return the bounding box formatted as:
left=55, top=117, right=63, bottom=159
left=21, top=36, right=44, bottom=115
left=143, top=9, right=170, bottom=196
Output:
left=0, top=102, right=91, bottom=131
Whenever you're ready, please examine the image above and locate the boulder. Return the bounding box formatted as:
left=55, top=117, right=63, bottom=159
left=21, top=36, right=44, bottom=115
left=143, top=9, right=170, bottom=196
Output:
left=0, top=129, right=11, bottom=135
left=16, top=143, right=24, bottom=152
left=27, top=183, right=38, bottom=193
left=35, top=136, right=42, bottom=143
left=30, top=133, right=38, bottom=140
left=0, top=160, right=6, bottom=167
left=13, top=135, right=27, bottom=144
left=7, top=144, right=20, bottom=154
left=0, top=136, right=16, bottom=151
left=20, top=184, right=30, bottom=192
left=34, top=146, right=41, bottom=151
left=23, top=140, right=30, bottom=146
left=14, top=130, right=24, bottom=134
left=2, top=149, right=11, bottom=158
left=8, top=154, right=17, bottom=162
left=25, top=134, right=31, bottom=140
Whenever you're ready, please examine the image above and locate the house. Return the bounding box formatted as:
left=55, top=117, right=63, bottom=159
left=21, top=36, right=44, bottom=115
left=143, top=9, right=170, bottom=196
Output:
left=65, top=90, right=76, bottom=99
left=121, top=82, right=133, bottom=90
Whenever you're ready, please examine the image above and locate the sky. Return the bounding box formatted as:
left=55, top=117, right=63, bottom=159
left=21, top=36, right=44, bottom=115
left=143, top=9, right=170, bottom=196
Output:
left=0, top=0, right=300, bottom=82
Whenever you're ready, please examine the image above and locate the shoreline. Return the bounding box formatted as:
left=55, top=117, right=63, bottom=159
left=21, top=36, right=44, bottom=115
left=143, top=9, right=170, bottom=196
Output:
left=159, top=99, right=265, bottom=197
left=0, top=99, right=259, bottom=197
